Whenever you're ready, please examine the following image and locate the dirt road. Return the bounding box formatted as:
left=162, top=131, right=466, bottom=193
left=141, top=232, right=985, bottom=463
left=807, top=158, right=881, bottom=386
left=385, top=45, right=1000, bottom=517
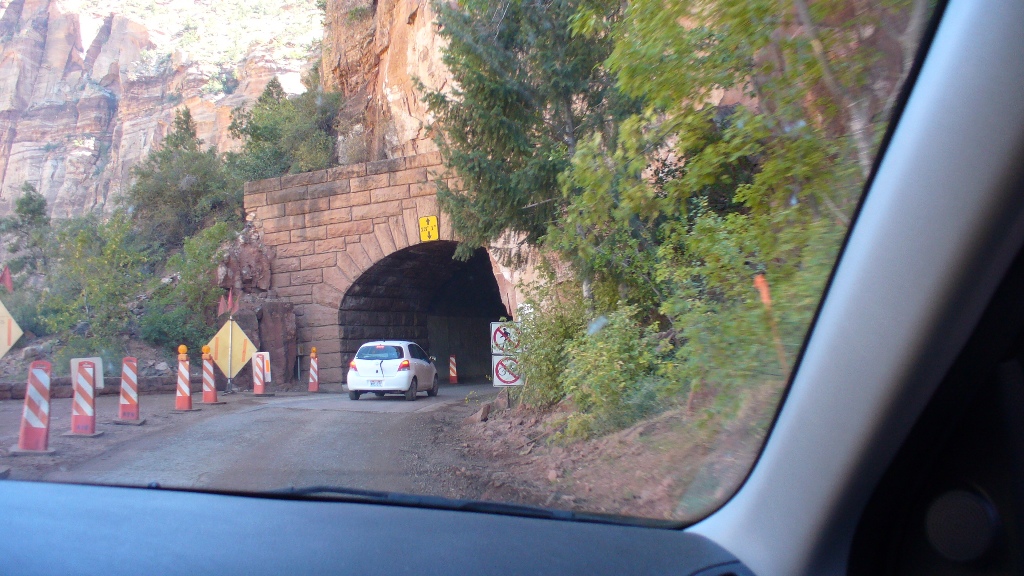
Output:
left=1, top=384, right=498, bottom=499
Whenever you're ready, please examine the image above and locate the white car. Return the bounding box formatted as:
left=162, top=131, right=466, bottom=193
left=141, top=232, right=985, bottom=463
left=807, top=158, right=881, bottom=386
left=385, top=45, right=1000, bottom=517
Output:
left=346, top=341, right=439, bottom=401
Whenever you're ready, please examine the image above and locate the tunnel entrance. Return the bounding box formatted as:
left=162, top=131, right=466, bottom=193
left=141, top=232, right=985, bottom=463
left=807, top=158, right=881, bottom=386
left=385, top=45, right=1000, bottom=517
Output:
left=338, top=241, right=508, bottom=383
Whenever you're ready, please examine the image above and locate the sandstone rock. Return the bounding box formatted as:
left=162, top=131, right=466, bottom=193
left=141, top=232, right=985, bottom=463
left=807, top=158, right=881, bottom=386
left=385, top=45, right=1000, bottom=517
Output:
left=0, top=0, right=315, bottom=218
left=321, top=0, right=447, bottom=161
left=21, top=346, right=42, bottom=361
left=463, top=402, right=492, bottom=424
left=153, top=361, right=170, bottom=375
left=493, top=388, right=510, bottom=411
left=257, top=301, right=297, bottom=386
left=217, top=226, right=274, bottom=292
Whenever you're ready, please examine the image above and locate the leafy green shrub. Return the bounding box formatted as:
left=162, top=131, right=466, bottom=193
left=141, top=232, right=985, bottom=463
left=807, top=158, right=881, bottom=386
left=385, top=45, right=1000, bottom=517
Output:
left=561, top=306, right=661, bottom=438
left=40, top=212, right=150, bottom=345
left=346, top=6, right=371, bottom=22
left=0, top=183, right=52, bottom=276
left=140, top=306, right=213, bottom=350
left=516, top=277, right=588, bottom=408
left=140, top=222, right=236, bottom=349
left=4, top=289, right=54, bottom=339
left=226, top=71, right=343, bottom=181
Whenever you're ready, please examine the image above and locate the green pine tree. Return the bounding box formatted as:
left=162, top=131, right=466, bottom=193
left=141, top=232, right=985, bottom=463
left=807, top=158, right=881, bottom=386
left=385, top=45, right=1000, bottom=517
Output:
left=425, top=0, right=636, bottom=260
left=126, top=108, right=242, bottom=249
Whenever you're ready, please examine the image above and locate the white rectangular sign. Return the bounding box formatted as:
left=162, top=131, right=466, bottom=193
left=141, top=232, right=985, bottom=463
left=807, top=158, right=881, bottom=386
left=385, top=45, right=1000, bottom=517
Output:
left=71, top=357, right=105, bottom=389
left=490, top=321, right=521, bottom=355
left=492, top=354, right=522, bottom=387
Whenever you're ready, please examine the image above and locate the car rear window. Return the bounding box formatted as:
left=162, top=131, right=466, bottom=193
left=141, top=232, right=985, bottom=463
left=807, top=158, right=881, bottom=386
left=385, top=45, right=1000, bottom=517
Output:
left=355, top=345, right=404, bottom=360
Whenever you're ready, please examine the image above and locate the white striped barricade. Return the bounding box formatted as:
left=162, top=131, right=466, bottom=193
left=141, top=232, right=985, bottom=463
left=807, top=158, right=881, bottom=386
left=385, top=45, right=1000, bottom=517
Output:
left=10, top=361, right=55, bottom=454
left=66, top=360, right=102, bottom=437
left=252, top=352, right=274, bottom=396
left=307, top=347, right=319, bottom=393
left=449, top=355, right=458, bottom=384
left=201, top=346, right=224, bottom=405
left=115, top=356, right=145, bottom=425
left=173, top=345, right=199, bottom=412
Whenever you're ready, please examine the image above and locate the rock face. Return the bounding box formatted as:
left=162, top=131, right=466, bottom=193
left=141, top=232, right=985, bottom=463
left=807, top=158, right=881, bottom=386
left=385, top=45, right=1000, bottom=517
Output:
left=0, top=0, right=317, bottom=218
left=321, top=0, right=449, bottom=161
left=217, top=224, right=275, bottom=293
left=258, top=300, right=297, bottom=387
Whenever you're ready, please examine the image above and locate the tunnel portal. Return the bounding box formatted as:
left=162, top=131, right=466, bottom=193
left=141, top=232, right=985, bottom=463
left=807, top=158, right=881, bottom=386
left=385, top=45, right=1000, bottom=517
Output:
left=338, top=241, right=508, bottom=382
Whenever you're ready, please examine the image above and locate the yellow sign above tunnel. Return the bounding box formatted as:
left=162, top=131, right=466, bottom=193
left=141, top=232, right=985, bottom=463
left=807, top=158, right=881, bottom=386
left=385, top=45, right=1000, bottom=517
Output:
left=419, top=215, right=438, bottom=242
left=207, top=319, right=256, bottom=379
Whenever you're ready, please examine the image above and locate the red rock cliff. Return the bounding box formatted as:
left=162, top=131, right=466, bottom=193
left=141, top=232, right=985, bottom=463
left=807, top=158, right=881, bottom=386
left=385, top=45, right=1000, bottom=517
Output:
left=0, top=0, right=318, bottom=217
left=320, top=0, right=449, bottom=162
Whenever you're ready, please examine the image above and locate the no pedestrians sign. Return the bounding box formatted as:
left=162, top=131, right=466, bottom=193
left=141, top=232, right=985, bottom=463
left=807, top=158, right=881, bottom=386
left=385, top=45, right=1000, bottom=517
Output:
left=490, top=321, right=520, bottom=355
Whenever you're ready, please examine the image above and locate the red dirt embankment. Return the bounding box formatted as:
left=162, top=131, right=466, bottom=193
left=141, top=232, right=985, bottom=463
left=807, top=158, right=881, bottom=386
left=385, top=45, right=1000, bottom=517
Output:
left=456, top=383, right=785, bottom=522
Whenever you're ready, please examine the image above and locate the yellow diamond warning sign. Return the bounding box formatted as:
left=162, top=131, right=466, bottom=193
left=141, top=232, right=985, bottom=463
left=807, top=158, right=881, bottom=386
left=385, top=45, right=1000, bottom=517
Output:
left=0, top=298, right=23, bottom=360
left=207, top=319, right=255, bottom=378
left=419, top=215, right=438, bottom=242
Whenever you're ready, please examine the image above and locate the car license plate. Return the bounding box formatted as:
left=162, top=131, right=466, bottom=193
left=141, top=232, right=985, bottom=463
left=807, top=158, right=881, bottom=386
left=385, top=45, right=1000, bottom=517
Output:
left=369, top=380, right=383, bottom=387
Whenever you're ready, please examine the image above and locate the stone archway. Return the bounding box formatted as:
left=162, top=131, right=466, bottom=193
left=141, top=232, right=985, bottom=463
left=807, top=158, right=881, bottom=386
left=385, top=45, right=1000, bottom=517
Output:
left=338, top=241, right=507, bottom=382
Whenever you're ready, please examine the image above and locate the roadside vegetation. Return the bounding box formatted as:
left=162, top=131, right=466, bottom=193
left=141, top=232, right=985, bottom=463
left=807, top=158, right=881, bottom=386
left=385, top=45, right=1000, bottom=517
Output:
left=428, top=0, right=930, bottom=439
left=1, top=72, right=344, bottom=375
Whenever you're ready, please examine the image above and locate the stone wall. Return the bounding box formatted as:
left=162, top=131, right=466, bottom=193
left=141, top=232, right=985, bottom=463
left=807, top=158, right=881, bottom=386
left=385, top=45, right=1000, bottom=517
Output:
left=243, top=151, right=455, bottom=385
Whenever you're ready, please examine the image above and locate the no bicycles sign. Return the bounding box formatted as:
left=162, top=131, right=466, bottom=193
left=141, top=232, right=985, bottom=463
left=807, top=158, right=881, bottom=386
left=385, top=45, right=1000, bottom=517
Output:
left=492, top=354, right=521, bottom=387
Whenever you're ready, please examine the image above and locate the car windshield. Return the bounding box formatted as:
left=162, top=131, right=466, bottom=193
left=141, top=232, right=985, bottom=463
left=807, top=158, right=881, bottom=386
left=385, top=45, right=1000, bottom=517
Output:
left=355, top=346, right=404, bottom=360
left=0, top=0, right=938, bottom=526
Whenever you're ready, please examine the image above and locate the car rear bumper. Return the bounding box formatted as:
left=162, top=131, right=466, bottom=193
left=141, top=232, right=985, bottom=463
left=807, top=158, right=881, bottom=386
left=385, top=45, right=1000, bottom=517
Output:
left=347, top=371, right=414, bottom=392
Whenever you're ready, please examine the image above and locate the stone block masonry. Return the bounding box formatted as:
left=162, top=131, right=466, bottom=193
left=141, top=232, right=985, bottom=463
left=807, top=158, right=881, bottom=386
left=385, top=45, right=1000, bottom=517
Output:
left=244, top=152, right=452, bottom=385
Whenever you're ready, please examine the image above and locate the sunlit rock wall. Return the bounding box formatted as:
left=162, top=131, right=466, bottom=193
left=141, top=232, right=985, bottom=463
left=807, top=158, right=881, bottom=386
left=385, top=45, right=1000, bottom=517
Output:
left=0, top=0, right=316, bottom=217
left=321, top=0, right=449, bottom=162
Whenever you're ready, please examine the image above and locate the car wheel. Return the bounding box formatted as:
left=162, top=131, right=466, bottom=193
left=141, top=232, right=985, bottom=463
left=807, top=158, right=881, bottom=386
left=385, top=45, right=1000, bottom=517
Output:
left=374, top=392, right=385, bottom=397
left=405, top=377, right=418, bottom=401
left=428, top=374, right=439, bottom=397
left=348, top=390, right=361, bottom=400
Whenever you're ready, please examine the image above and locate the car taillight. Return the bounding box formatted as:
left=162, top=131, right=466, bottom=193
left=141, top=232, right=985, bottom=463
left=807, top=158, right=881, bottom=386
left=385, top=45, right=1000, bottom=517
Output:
left=398, top=359, right=410, bottom=371
left=349, top=360, right=357, bottom=372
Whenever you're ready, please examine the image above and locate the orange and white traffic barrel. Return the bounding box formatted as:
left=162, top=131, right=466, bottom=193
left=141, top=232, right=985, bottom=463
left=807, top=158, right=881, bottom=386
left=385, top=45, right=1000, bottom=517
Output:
left=201, top=346, right=224, bottom=404
left=173, top=345, right=199, bottom=412
left=67, top=360, right=102, bottom=437
left=252, top=352, right=274, bottom=396
left=12, top=361, right=54, bottom=453
left=115, top=356, right=145, bottom=425
left=449, top=355, right=458, bottom=384
left=308, top=347, right=319, bottom=393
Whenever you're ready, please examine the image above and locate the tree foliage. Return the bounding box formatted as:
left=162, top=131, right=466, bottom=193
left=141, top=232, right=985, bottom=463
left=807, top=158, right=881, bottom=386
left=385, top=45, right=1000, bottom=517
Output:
left=125, top=108, right=242, bottom=249
left=140, top=222, right=237, bottom=348
left=39, top=212, right=151, bottom=367
left=433, top=0, right=932, bottom=437
left=0, top=182, right=51, bottom=276
left=426, top=0, right=636, bottom=259
left=227, top=71, right=343, bottom=181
